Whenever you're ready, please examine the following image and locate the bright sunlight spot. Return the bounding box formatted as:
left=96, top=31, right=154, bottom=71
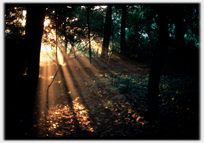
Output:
left=41, top=44, right=52, bottom=52
left=94, top=5, right=107, bottom=10
left=44, top=19, right=50, bottom=27
left=21, top=19, right=26, bottom=26
left=22, top=10, right=27, bottom=16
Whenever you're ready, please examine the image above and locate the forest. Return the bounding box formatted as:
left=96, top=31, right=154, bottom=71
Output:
left=5, top=3, right=199, bottom=139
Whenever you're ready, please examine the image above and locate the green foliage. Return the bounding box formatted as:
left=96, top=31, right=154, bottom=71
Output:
left=184, top=30, right=199, bottom=49
left=105, top=72, right=148, bottom=96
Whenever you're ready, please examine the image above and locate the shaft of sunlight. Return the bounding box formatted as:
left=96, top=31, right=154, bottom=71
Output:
left=57, top=48, right=65, bottom=66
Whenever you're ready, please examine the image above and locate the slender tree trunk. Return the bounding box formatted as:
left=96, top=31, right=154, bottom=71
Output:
left=147, top=21, right=152, bottom=45
left=55, top=9, right=58, bottom=62
left=147, top=21, right=153, bottom=57
left=26, top=5, right=45, bottom=88
left=101, top=5, right=112, bottom=59
left=63, top=6, right=68, bottom=60
left=87, top=6, right=91, bottom=63
left=65, top=39, right=68, bottom=55
left=111, top=19, right=114, bottom=55
left=174, top=5, right=184, bottom=52
left=71, top=42, right=76, bottom=58
left=174, top=5, right=185, bottom=72
left=147, top=5, right=169, bottom=123
left=65, top=38, right=68, bottom=55
left=120, top=5, right=127, bottom=57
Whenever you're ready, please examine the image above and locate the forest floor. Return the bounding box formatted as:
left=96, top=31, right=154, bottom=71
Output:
left=5, top=53, right=199, bottom=139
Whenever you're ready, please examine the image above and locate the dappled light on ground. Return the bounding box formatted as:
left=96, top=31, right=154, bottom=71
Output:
left=35, top=98, right=93, bottom=137
left=34, top=44, right=149, bottom=138
left=72, top=97, right=94, bottom=133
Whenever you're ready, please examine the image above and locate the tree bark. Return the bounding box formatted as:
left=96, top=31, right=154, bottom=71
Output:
left=25, top=4, right=45, bottom=89
left=87, top=6, right=91, bottom=63
left=147, top=5, right=169, bottom=123
left=120, top=5, right=127, bottom=57
left=101, top=5, right=112, bottom=59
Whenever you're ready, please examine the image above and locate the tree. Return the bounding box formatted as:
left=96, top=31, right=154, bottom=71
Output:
left=63, top=5, right=68, bottom=60
left=55, top=6, right=59, bottom=62
left=147, top=5, right=169, bottom=123
left=120, top=5, right=127, bottom=57
left=87, top=5, right=91, bottom=63
left=174, top=5, right=184, bottom=52
left=25, top=4, right=46, bottom=89
left=101, top=5, right=112, bottom=59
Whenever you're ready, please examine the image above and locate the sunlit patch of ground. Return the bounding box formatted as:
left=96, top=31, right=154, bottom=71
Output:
left=35, top=98, right=93, bottom=137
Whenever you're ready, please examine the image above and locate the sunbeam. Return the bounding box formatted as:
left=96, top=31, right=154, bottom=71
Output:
left=34, top=42, right=97, bottom=137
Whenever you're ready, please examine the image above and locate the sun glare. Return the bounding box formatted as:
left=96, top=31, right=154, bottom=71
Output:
left=57, top=49, right=65, bottom=66
left=41, top=44, right=52, bottom=52
left=21, top=19, right=26, bottom=26
left=94, top=5, right=107, bottom=10
left=23, top=10, right=27, bottom=17
left=44, top=19, right=50, bottom=27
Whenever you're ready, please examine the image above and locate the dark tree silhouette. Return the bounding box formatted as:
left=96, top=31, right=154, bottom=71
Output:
left=25, top=4, right=46, bottom=89
left=87, top=5, right=91, bottom=63
left=55, top=6, right=59, bottom=62
left=147, top=5, right=169, bottom=123
left=120, top=5, right=127, bottom=57
left=173, top=4, right=184, bottom=60
left=101, top=5, right=112, bottom=59
left=63, top=6, right=68, bottom=60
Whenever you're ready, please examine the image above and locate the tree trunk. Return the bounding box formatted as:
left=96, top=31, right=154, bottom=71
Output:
left=174, top=5, right=184, bottom=51
left=71, top=42, right=76, bottom=58
left=147, top=21, right=152, bottom=46
left=174, top=5, right=185, bottom=69
left=55, top=9, right=58, bottom=63
left=87, top=6, right=91, bottom=63
left=25, top=4, right=45, bottom=89
left=120, top=5, right=127, bottom=57
left=63, top=6, right=68, bottom=61
left=147, top=5, right=169, bottom=123
left=101, top=5, right=112, bottom=59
